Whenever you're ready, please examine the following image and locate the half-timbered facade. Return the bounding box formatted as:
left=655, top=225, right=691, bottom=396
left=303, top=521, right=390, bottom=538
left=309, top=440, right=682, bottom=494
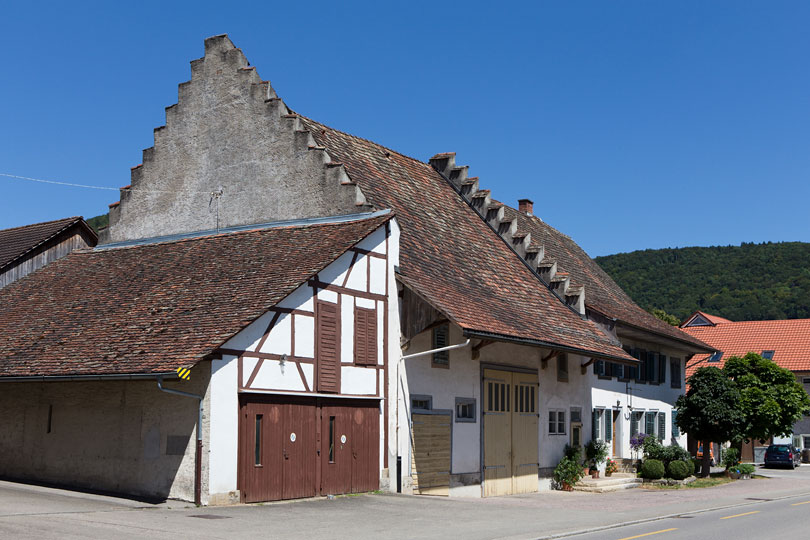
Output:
left=0, top=211, right=398, bottom=505
left=207, top=218, right=399, bottom=503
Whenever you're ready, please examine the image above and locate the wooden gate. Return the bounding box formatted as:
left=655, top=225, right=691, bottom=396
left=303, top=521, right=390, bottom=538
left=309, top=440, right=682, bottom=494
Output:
left=483, top=368, right=539, bottom=497
left=239, top=396, right=379, bottom=503
left=320, top=401, right=380, bottom=495
left=411, top=412, right=451, bottom=495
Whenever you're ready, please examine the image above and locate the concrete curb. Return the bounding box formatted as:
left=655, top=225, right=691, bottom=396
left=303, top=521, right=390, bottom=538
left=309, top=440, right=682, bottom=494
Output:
left=532, top=490, right=810, bottom=540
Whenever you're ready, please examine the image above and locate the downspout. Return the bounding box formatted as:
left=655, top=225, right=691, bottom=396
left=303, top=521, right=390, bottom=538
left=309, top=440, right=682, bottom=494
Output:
left=395, top=338, right=471, bottom=492
left=157, top=376, right=203, bottom=506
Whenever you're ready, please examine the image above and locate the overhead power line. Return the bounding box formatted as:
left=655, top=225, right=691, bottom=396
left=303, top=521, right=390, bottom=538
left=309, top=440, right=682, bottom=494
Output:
left=0, top=172, right=218, bottom=195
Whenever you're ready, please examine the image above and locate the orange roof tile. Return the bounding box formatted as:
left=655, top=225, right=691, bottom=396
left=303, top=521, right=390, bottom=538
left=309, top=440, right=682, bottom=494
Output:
left=683, top=318, right=810, bottom=376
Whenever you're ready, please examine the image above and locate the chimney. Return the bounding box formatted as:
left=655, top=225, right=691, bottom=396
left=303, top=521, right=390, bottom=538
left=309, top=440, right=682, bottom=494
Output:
left=518, top=198, right=534, bottom=216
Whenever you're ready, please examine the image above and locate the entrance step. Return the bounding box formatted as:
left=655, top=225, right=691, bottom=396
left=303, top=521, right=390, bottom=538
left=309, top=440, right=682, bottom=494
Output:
left=573, top=474, right=642, bottom=493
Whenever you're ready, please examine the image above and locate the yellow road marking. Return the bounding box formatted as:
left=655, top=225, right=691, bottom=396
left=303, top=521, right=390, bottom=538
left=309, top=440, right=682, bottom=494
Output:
left=720, top=510, right=760, bottom=519
left=617, top=528, right=678, bottom=540
left=791, top=500, right=810, bottom=506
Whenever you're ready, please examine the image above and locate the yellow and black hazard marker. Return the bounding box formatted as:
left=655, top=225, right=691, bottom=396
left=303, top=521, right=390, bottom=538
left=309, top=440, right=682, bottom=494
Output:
left=176, top=367, right=191, bottom=380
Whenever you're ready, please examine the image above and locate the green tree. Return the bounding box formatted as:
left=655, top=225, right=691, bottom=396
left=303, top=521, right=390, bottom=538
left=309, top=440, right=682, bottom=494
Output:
left=651, top=308, right=680, bottom=326
left=723, top=353, right=810, bottom=448
left=675, top=367, right=743, bottom=476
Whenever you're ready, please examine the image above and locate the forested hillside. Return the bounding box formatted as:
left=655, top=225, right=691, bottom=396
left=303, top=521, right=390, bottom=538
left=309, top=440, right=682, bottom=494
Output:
left=594, top=242, right=810, bottom=322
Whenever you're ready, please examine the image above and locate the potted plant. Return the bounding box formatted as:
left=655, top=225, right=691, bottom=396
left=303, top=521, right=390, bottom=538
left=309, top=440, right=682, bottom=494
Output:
left=605, top=458, right=618, bottom=477
left=585, top=439, right=608, bottom=478
left=553, top=456, right=585, bottom=491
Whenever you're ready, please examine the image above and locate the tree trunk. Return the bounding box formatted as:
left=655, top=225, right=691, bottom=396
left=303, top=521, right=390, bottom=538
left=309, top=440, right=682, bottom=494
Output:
left=701, top=443, right=712, bottom=478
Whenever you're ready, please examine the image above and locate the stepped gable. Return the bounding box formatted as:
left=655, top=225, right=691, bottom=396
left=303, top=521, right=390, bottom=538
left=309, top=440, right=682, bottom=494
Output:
left=0, top=217, right=95, bottom=269
left=107, top=35, right=370, bottom=243
left=0, top=213, right=391, bottom=378
left=684, top=318, right=810, bottom=375
left=298, top=119, right=632, bottom=362
left=496, top=203, right=711, bottom=350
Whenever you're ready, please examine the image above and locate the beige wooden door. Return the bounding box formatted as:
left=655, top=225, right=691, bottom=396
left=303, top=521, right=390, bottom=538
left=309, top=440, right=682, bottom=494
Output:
left=511, top=372, right=539, bottom=494
left=483, top=369, right=539, bottom=496
left=411, top=412, right=451, bottom=496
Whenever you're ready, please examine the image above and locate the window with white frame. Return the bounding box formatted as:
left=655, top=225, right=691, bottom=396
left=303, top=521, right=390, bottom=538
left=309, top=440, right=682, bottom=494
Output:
left=549, top=410, right=566, bottom=435
left=645, top=411, right=656, bottom=436
left=592, top=408, right=604, bottom=441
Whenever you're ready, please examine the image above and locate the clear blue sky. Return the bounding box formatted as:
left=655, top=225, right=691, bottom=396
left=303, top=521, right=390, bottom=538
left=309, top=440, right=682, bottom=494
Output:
left=1, top=1, right=808, bottom=256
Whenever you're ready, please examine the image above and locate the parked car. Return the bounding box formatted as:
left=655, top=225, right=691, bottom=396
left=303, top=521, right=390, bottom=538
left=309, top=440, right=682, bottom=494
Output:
left=763, top=444, right=801, bottom=469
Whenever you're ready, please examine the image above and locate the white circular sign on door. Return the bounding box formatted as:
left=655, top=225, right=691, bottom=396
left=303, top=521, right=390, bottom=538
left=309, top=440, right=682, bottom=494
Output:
left=290, top=432, right=296, bottom=442
left=340, top=434, right=347, bottom=444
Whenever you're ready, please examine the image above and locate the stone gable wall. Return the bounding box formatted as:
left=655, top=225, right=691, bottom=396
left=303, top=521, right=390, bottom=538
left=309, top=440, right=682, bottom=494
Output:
left=108, top=35, right=368, bottom=242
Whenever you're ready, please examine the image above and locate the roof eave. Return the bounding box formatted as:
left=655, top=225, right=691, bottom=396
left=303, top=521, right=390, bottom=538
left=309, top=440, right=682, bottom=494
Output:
left=462, top=329, right=639, bottom=365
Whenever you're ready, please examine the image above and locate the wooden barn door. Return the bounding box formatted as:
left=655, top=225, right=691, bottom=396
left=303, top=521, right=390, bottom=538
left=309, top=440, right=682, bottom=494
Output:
left=320, top=401, right=380, bottom=496
left=483, top=368, right=539, bottom=497
left=511, top=372, right=539, bottom=494
left=239, top=397, right=317, bottom=503
left=411, top=412, right=451, bottom=495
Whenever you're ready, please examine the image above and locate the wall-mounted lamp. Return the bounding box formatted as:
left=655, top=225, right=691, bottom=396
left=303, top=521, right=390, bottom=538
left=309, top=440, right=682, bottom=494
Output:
left=616, top=400, right=622, bottom=410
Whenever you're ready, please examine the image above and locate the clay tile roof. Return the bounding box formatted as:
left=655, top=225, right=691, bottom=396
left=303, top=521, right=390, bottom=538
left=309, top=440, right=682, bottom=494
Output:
left=299, top=116, right=634, bottom=363
left=0, top=216, right=96, bottom=270
left=0, top=213, right=391, bottom=378
left=498, top=204, right=711, bottom=352
left=683, top=311, right=733, bottom=326
left=683, top=318, right=810, bottom=376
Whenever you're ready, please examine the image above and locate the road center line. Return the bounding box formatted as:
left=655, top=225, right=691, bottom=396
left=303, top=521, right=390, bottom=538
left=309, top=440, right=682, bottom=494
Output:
left=720, top=510, right=760, bottom=520
left=616, top=528, right=678, bottom=540
left=790, top=501, right=810, bottom=506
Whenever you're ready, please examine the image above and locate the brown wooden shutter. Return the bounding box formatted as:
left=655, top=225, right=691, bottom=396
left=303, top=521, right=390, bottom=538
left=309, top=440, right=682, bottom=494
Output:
left=316, top=300, right=340, bottom=392
left=354, top=307, right=377, bottom=365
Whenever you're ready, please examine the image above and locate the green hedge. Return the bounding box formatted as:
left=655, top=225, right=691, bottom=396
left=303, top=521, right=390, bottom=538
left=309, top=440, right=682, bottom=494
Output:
left=641, top=459, right=665, bottom=480
left=668, top=460, right=690, bottom=480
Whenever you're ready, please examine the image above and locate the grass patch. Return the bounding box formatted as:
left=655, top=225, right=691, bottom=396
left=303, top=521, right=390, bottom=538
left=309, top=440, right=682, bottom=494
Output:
left=644, top=474, right=737, bottom=490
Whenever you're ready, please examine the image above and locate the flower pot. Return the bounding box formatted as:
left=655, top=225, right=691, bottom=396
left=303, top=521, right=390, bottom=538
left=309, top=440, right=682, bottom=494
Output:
left=605, top=472, right=612, bottom=477
left=728, top=470, right=741, bottom=480
left=589, top=468, right=600, bottom=478
left=562, top=482, right=573, bottom=491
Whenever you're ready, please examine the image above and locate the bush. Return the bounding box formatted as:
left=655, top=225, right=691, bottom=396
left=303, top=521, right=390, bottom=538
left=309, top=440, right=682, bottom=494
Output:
left=722, top=448, right=740, bottom=470
left=686, top=458, right=695, bottom=477
left=563, top=444, right=582, bottom=463
left=733, top=463, right=755, bottom=475
left=553, top=456, right=585, bottom=489
left=641, top=459, right=665, bottom=480
left=667, top=460, right=690, bottom=480
left=585, top=439, right=608, bottom=467
left=642, top=435, right=663, bottom=458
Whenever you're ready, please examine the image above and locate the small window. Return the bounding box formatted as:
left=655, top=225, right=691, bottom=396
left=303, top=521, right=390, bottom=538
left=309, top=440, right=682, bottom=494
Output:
left=645, top=412, right=656, bottom=435
left=657, top=354, right=667, bottom=384
left=354, top=307, right=378, bottom=365
left=570, top=407, right=582, bottom=423
left=803, top=377, right=810, bottom=385
left=594, top=360, right=606, bottom=376
left=670, top=357, right=682, bottom=389
left=707, top=351, right=723, bottom=363
left=254, top=414, right=263, bottom=466
left=549, top=410, right=566, bottom=435
left=557, top=354, right=569, bottom=382
left=411, top=395, right=432, bottom=411
left=592, top=409, right=603, bottom=441
left=432, top=324, right=449, bottom=368
left=328, top=416, right=335, bottom=463
left=762, top=350, right=775, bottom=360
left=672, top=409, right=680, bottom=440
left=455, top=398, right=476, bottom=423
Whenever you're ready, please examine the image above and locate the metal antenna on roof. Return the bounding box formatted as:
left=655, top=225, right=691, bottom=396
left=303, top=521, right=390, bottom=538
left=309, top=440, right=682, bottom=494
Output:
left=209, top=187, right=224, bottom=233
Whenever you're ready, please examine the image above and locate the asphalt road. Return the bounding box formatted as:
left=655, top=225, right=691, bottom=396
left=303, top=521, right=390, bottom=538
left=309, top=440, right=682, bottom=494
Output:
left=569, top=494, right=810, bottom=540
left=2, top=465, right=810, bottom=540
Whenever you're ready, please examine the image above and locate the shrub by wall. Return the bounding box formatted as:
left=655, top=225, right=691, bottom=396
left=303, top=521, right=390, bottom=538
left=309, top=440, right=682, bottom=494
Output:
left=641, top=459, right=665, bottom=480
